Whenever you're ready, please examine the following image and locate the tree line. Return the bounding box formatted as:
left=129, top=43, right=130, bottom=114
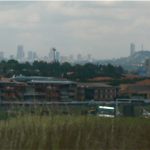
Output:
left=0, top=60, right=124, bottom=81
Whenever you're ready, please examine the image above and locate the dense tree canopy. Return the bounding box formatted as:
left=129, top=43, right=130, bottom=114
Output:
left=0, top=60, right=124, bottom=81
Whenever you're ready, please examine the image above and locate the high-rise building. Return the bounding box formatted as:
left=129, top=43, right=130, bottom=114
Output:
left=52, top=48, right=56, bottom=62
left=55, top=51, right=60, bottom=62
left=49, top=49, right=53, bottom=62
left=27, top=51, right=38, bottom=62
left=33, top=52, right=38, bottom=61
left=16, top=45, right=25, bottom=62
left=27, top=51, right=33, bottom=62
left=49, top=48, right=57, bottom=62
left=130, top=43, right=135, bottom=56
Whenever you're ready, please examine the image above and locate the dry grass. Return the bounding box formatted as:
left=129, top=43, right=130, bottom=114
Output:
left=0, top=115, right=149, bottom=150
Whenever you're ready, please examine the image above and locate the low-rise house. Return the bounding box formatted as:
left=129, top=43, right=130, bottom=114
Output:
left=13, top=75, right=77, bottom=101
left=28, top=80, right=77, bottom=101
left=77, top=82, right=118, bottom=101
left=0, top=76, right=118, bottom=102
left=0, top=78, right=26, bottom=101
left=120, top=79, right=150, bottom=99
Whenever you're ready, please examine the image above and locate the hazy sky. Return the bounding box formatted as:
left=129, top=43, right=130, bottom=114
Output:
left=1, top=1, right=150, bottom=59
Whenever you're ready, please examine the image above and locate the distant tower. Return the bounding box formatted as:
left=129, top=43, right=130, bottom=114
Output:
left=16, top=45, right=25, bottom=62
left=55, top=51, right=60, bottom=62
left=33, top=52, right=38, bottom=61
left=27, top=51, right=33, bottom=62
left=52, top=48, right=56, bottom=62
left=130, top=43, right=135, bottom=56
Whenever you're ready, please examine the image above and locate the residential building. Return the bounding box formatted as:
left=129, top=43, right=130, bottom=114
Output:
left=0, top=76, right=118, bottom=102
left=12, top=76, right=77, bottom=101
left=120, top=79, right=150, bottom=99
left=77, top=82, right=118, bottom=101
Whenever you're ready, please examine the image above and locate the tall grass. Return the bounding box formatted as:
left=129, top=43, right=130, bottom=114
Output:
left=0, top=115, right=149, bottom=150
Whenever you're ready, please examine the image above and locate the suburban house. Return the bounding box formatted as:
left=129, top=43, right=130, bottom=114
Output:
left=0, top=76, right=118, bottom=102
left=0, top=76, right=77, bottom=101
left=76, top=82, right=118, bottom=101
left=120, top=79, right=150, bottom=99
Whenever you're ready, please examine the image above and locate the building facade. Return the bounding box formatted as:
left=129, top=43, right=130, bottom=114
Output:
left=77, top=82, right=118, bottom=101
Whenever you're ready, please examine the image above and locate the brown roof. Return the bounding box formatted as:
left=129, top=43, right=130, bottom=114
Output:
left=135, top=79, right=150, bottom=86
left=120, top=83, right=150, bottom=94
left=77, top=82, right=114, bottom=88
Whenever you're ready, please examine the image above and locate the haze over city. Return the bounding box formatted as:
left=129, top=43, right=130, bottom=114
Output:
left=0, top=1, right=150, bottom=59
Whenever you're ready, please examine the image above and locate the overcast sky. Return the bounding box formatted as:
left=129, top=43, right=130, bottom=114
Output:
left=1, top=1, right=150, bottom=59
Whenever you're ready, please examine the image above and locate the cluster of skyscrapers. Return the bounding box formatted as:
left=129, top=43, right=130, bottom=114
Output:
left=0, top=45, right=93, bottom=64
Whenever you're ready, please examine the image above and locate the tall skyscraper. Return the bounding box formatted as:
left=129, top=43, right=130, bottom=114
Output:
left=55, top=51, right=60, bottom=62
left=52, top=48, right=56, bottom=62
left=16, top=45, right=25, bottom=62
left=49, top=49, right=53, bottom=62
left=130, top=43, right=135, bottom=56
left=49, top=48, right=57, bottom=62
left=27, top=51, right=33, bottom=62
left=33, top=52, right=38, bottom=61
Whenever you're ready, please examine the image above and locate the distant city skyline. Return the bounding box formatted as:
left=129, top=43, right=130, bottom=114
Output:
left=0, top=44, right=94, bottom=64
left=0, top=1, right=150, bottom=59
left=0, top=42, right=148, bottom=63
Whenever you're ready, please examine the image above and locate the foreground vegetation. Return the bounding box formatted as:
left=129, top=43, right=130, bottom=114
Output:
left=0, top=115, right=150, bottom=150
